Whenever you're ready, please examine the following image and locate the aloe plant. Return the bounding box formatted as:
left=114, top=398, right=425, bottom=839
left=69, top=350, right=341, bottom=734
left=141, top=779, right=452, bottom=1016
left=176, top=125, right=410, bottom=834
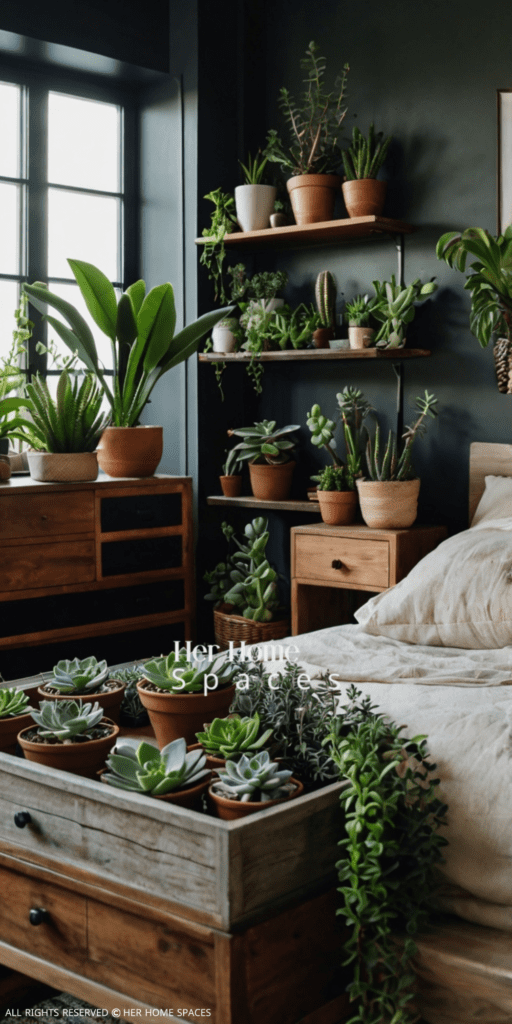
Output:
left=23, top=261, right=232, bottom=426
left=342, top=123, right=392, bottom=181
left=102, top=737, right=209, bottom=794
left=211, top=750, right=294, bottom=803
left=26, top=370, right=109, bottom=453
left=228, top=420, right=299, bottom=466
left=0, top=688, right=31, bottom=718
left=196, top=713, right=273, bottom=760
left=50, top=656, right=109, bottom=695
left=345, top=294, right=374, bottom=326
left=142, top=648, right=237, bottom=693
left=29, top=700, right=105, bottom=741
left=371, top=274, right=437, bottom=348
left=364, top=391, right=438, bottom=481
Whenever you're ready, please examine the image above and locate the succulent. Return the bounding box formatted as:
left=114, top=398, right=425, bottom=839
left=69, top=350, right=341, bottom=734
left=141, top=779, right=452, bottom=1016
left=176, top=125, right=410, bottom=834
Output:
left=30, top=700, right=104, bottom=741
left=196, top=713, right=273, bottom=760
left=222, top=447, right=241, bottom=477
left=315, top=271, right=336, bottom=329
left=142, top=648, right=237, bottom=693
left=50, top=656, right=109, bottom=695
left=211, top=750, right=294, bottom=803
left=247, top=270, right=288, bottom=301
left=364, top=391, right=438, bottom=481
left=345, top=294, right=374, bottom=327
left=114, top=665, right=148, bottom=723
left=307, top=404, right=342, bottom=466
left=0, top=688, right=31, bottom=718
left=26, top=370, right=110, bottom=454
left=342, top=124, right=392, bottom=181
left=222, top=517, right=281, bottom=622
left=228, top=420, right=299, bottom=466
left=312, top=464, right=352, bottom=492
left=371, top=275, right=437, bottom=349
left=102, top=737, right=209, bottom=795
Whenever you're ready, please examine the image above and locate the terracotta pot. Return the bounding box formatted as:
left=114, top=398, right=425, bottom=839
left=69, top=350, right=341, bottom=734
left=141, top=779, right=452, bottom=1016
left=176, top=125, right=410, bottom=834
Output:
left=342, top=179, right=387, bottom=219
left=136, top=682, right=236, bottom=748
left=317, top=489, right=358, bottom=526
left=286, top=174, right=341, bottom=225
left=0, top=711, right=35, bottom=754
left=356, top=478, right=421, bottom=529
left=0, top=455, right=11, bottom=482
left=37, top=681, right=126, bottom=725
left=96, top=425, right=163, bottom=478
left=27, top=451, right=98, bottom=483
left=99, top=767, right=212, bottom=809
left=348, top=326, right=375, bottom=349
left=18, top=719, right=119, bottom=779
left=312, top=327, right=335, bottom=349
left=208, top=778, right=304, bottom=820
left=188, top=742, right=227, bottom=772
left=248, top=460, right=295, bottom=501
left=220, top=475, right=242, bottom=497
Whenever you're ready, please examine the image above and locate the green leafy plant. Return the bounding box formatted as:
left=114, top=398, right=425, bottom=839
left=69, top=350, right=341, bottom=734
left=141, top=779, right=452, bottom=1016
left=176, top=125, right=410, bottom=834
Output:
left=0, top=688, right=31, bottom=718
left=0, top=302, right=35, bottom=446
left=29, top=700, right=105, bottom=741
left=24, top=261, right=231, bottom=425
left=200, top=188, right=239, bottom=303
left=326, top=685, right=448, bottom=1024
left=203, top=522, right=240, bottom=606
left=312, top=463, right=352, bottom=491
left=436, top=226, right=512, bottom=347
left=228, top=419, right=299, bottom=465
left=142, top=648, right=237, bottom=693
left=371, top=274, right=437, bottom=349
left=222, top=517, right=282, bottom=622
left=264, top=41, right=350, bottom=176
left=266, top=304, right=321, bottom=350
left=307, top=403, right=341, bottom=466
left=345, top=294, right=374, bottom=326
left=364, top=391, right=438, bottom=481
left=211, top=749, right=294, bottom=803
left=247, top=270, right=288, bottom=302
left=239, top=151, right=269, bottom=185
left=342, top=123, right=392, bottom=181
left=222, top=448, right=242, bottom=477
left=26, top=370, right=109, bottom=453
left=315, top=270, right=337, bottom=329
left=49, top=656, right=109, bottom=695
left=102, top=737, right=209, bottom=794
left=196, top=712, right=273, bottom=760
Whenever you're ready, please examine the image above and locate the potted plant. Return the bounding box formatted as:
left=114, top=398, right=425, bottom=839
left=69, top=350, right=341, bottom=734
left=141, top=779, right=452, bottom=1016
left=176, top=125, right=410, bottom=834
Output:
left=100, top=737, right=211, bottom=809
left=200, top=188, right=239, bottom=304
left=228, top=419, right=299, bottom=500
left=344, top=294, right=376, bottom=349
left=136, top=648, right=238, bottom=747
left=17, top=700, right=119, bottom=778
left=24, top=369, right=109, bottom=482
left=436, top=226, right=512, bottom=391
left=341, top=123, right=393, bottom=218
left=37, top=656, right=126, bottom=723
left=219, top=447, right=242, bottom=497
left=0, top=688, right=34, bottom=754
left=246, top=270, right=288, bottom=312
left=313, top=464, right=358, bottom=525
left=307, top=388, right=371, bottom=512
left=194, top=712, right=273, bottom=769
left=356, top=390, right=438, bottom=528
left=264, top=41, right=350, bottom=225
left=265, top=304, right=321, bottom=350
left=371, top=275, right=437, bottom=349
left=110, top=665, right=150, bottom=728
left=209, top=750, right=302, bottom=820
left=235, top=151, right=276, bottom=233
left=0, top=307, right=37, bottom=478
left=313, top=270, right=336, bottom=348
left=23, top=260, right=232, bottom=477
left=211, top=317, right=240, bottom=354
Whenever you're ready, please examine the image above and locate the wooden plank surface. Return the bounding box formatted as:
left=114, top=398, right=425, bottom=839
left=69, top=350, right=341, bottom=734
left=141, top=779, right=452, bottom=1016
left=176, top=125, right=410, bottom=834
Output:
left=207, top=495, right=321, bottom=513
left=469, top=441, right=512, bottom=522
left=198, top=347, right=430, bottom=362
left=0, top=473, right=192, bottom=496
left=196, top=214, right=415, bottom=248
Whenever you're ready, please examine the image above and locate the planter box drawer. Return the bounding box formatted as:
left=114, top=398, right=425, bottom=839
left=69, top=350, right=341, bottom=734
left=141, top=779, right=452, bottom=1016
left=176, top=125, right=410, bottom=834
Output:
left=0, top=541, right=96, bottom=591
left=0, top=491, right=94, bottom=540
left=0, top=862, right=86, bottom=970
left=294, top=533, right=389, bottom=588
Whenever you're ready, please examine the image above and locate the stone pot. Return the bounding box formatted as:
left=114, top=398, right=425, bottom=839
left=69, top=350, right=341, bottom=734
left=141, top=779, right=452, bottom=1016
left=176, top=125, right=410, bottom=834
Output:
left=248, top=460, right=295, bottom=501
left=342, top=179, right=387, bottom=219
left=235, top=184, right=277, bottom=232
left=18, top=719, right=119, bottom=779
left=136, top=682, right=236, bottom=748
left=286, top=174, right=341, bottom=225
left=96, top=425, right=163, bottom=478
left=317, top=489, right=358, bottom=526
left=348, top=326, right=375, bottom=349
left=27, top=451, right=97, bottom=483
left=356, top=478, right=421, bottom=529
left=208, top=779, right=303, bottom=820
left=220, top=474, right=242, bottom=497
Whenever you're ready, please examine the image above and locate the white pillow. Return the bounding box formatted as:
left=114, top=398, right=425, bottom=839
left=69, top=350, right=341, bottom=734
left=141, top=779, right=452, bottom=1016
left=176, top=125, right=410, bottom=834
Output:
left=471, top=474, right=512, bottom=531
left=355, top=527, right=512, bottom=649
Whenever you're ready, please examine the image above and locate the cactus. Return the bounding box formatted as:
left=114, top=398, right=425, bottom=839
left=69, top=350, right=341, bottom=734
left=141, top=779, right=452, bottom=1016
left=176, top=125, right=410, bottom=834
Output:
left=211, top=750, right=294, bottom=803
left=312, top=464, right=351, bottom=492
left=315, top=271, right=336, bottom=329
left=342, top=123, right=392, bottom=181
left=102, top=737, right=209, bottom=795
left=30, top=700, right=104, bottom=741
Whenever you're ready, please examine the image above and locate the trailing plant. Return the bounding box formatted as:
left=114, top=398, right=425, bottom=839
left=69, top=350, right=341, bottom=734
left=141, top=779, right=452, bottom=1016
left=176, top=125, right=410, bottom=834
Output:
left=228, top=419, right=299, bottom=465
left=203, top=337, right=228, bottom=401
left=142, top=648, right=237, bottom=693
left=264, top=41, right=350, bottom=176
left=325, top=685, right=448, bottom=1024
left=345, top=294, right=374, bottom=326
left=29, top=700, right=105, bottom=741
left=200, top=188, right=238, bottom=303
left=364, top=391, right=438, bottom=481
left=24, top=261, right=231, bottom=425
left=0, top=688, right=31, bottom=718
left=0, top=305, right=35, bottom=446
left=238, top=303, right=272, bottom=394
left=371, top=275, right=437, bottom=349
left=342, top=123, right=392, bottom=181
left=436, top=225, right=512, bottom=346
left=195, top=712, right=273, bottom=760
left=222, top=516, right=282, bottom=622
left=50, top=656, right=109, bottom=695
left=239, top=150, right=269, bottom=185
left=315, top=270, right=336, bottom=329
left=26, top=370, right=110, bottom=453
left=102, top=737, right=209, bottom=794
left=312, top=463, right=352, bottom=491
left=203, top=521, right=239, bottom=606
left=211, top=750, right=293, bottom=803
left=227, top=263, right=249, bottom=303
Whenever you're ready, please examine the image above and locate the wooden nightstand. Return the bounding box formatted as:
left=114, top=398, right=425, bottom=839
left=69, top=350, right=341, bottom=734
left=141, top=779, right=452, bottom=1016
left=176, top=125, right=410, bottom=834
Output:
left=290, top=521, right=447, bottom=636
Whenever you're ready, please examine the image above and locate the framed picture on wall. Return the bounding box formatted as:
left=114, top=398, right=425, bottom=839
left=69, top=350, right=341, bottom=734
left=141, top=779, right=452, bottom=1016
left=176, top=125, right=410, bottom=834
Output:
left=498, top=89, right=512, bottom=234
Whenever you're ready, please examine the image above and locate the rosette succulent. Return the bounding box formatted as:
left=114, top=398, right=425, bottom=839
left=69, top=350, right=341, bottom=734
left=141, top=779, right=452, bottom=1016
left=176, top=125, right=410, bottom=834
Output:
left=141, top=648, right=237, bottom=693
left=211, top=750, right=294, bottom=803
left=0, top=688, right=31, bottom=718
left=30, top=700, right=104, bottom=741
left=102, top=737, right=209, bottom=795
left=50, top=656, right=109, bottom=695
left=196, top=713, right=273, bottom=760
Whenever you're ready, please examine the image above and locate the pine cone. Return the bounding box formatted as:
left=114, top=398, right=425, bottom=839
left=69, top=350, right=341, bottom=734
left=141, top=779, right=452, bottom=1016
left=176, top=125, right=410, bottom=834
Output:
left=494, top=337, right=512, bottom=393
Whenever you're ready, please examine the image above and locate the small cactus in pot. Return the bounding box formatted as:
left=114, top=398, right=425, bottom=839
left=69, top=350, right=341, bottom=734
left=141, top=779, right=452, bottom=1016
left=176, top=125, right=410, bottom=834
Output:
left=313, top=271, right=336, bottom=347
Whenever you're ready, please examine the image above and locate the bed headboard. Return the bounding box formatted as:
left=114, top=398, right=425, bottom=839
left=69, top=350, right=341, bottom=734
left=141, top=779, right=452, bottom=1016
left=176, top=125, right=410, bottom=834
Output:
left=469, top=442, right=512, bottom=522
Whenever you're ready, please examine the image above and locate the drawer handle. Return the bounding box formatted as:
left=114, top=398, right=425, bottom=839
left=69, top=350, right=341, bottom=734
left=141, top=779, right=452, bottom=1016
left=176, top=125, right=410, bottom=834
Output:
left=29, top=908, right=48, bottom=927
left=331, top=559, right=345, bottom=571
left=14, top=811, right=32, bottom=828
left=41, top=515, right=48, bottom=521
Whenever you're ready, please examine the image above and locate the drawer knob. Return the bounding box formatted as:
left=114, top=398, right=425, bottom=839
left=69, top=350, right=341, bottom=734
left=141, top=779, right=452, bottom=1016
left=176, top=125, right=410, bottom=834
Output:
left=331, top=559, right=345, bottom=571
left=14, top=811, right=32, bottom=828
left=41, top=515, right=48, bottom=522
left=29, top=908, right=48, bottom=927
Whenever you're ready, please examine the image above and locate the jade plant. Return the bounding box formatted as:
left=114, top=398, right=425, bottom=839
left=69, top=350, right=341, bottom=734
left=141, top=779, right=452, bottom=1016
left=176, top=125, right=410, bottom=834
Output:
left=0, top=688, right=31, bottom=718
left=228, top=420, right=299, bottom=465
left=102, top=737, right=209, bottom=794
left=141, top=648, right=237, bottom=693
left=342, top=123, right=392, bottom=181
left=216, top=517, right=282, bottom=623
left=29, top=700, right=105, bottom=741
left=196, top=712, right=272, bottom=760
left=48, top=656, right=109, bottom=695
left=364, top=390, right=438, bottom=481
left=26, top=370, right=109, bottom=453
left=211, top=750, right=293, bottom=803
left=371, top=274, right=438, bottom=349
left=307, top=388, right=372, bottom=487
left=315, top=271, right=336, bottom=330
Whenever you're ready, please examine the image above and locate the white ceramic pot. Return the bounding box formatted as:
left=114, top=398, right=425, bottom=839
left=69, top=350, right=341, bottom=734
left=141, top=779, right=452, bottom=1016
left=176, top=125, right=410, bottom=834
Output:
left=235, top=184, right=277, bottom=232
left=27, top=451, right=98, bottom=482
left=212, top=318, right=239, bottom=354
left=348, top=326, right=375, bottom=349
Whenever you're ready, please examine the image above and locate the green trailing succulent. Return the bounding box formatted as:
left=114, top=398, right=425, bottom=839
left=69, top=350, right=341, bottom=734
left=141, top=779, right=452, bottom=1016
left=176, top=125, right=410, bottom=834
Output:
left=196, top=712, right=272, bottom=760
left=315, top=271, right=337, bottom=330
left=50, top=656, right=109, bottom=695
left=201, top=188, right=239, bottom=304
left=228, top=419, right=299, bottom=466
left=26, top=370, right=109, bottom=453
left=436, top=226, right=512, bottom=347
left=211, top=750, right=293, bottom=803
left=371, top=274, right=438, bottom=349
left=342, top=123, right=392, bottom=181
left=102, top=737, right=209, bottom=795
left=222, top=517, right=282, bottom=622
left=142, top=648, right=237, bottom=693
left=30, top=700, right=105, bottom=741
left=364, top=391, right=438, bottom=481
left=0, top=688, right=31, bottom=718
left=312, top=464, right=352, bottom=491
left=203, top=522, right=240, bottom=607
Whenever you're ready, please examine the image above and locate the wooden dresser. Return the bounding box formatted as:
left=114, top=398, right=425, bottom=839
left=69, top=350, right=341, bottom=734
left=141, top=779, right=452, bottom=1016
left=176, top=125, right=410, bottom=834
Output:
left=0, top=474, right=194, bottom=678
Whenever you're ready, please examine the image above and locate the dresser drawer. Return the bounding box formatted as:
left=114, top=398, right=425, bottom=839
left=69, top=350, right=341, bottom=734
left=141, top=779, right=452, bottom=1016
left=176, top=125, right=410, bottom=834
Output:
left=293, top=533, right=389, bottom=588
left=0, top=863, right=87, bottom=970
left=0, top=490, right=94, bottom=540
left=0, top=540, right=96, bottom=591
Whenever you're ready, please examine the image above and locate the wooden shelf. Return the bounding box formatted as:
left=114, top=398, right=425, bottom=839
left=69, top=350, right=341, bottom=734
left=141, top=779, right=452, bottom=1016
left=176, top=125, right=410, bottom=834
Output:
left=207, top=495, right=320, bottom=513
left=199, top=347, right=430, bottom=363
left=196, top=215, right=415, bottom=250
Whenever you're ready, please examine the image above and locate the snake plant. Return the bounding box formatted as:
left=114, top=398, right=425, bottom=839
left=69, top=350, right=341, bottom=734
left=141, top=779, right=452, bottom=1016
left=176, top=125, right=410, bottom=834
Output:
left=142, top=648, right=237, bottom=693
left=0, top=688, right=31, bottom=718
left=196, top=713, right=273, bottom=760
left=50, top=656, right=109, bottom=695
left=30, top=700, right=105, bottom=741
left=102, top=737, right=209, bottom=794
left=342, top=123, right=392, bottom=181
left=26, top=369, right=109, bottom=454
left=211, top=750, right=293, bottom=803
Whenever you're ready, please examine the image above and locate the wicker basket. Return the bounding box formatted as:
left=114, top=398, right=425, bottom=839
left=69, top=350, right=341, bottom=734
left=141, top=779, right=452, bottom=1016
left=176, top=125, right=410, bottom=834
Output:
left=213, top=607, right=290, bottom=650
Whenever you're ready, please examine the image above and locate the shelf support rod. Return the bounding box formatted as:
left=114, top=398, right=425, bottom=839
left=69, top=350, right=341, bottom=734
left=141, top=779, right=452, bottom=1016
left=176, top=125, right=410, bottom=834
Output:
left=392, top=361, right=404, bottom=441
left=395, top=233, right=405, bottom=286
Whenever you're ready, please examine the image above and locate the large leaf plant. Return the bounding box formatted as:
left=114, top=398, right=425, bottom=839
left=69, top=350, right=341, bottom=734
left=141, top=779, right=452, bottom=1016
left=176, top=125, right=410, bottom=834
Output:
left=436, top=226, right=512, bottom=346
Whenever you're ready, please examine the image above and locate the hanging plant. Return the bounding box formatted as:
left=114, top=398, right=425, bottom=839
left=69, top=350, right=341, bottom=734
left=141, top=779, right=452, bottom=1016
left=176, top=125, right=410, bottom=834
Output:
left=200, top=189, right=238, bottom=303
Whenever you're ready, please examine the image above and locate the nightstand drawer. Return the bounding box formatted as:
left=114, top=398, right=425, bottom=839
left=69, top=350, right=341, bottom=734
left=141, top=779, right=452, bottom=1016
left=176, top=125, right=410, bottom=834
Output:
left=294, top=533, right=389, bottom=588
left=0, top=864, right=87, bottom=970
left=0, top=491, right=94, bottom=539
left=1, top=540, right=96, bottom=591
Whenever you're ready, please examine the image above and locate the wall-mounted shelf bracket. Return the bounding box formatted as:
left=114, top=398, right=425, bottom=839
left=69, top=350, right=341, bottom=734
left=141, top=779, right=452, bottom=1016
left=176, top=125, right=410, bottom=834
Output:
left=392, top=360, right=405, bottom=440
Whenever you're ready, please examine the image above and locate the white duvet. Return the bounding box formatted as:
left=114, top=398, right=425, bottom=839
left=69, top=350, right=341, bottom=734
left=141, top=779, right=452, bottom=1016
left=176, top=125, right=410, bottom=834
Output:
left=263, top=624, right=512, bottom=932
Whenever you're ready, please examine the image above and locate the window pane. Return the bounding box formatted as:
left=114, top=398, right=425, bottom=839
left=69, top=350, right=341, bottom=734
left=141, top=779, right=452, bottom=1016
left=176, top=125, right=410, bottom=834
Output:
left=0, top=82, right=21, bottom=178
left=48, top=93, right=120, bottom=193
left=47, top=281, right=118, bottom=372
left=48, top=189, right=120, bottom=281
left=0, top=280, right=20, bottom=361
left=0, top=182, right=21, bottom=274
